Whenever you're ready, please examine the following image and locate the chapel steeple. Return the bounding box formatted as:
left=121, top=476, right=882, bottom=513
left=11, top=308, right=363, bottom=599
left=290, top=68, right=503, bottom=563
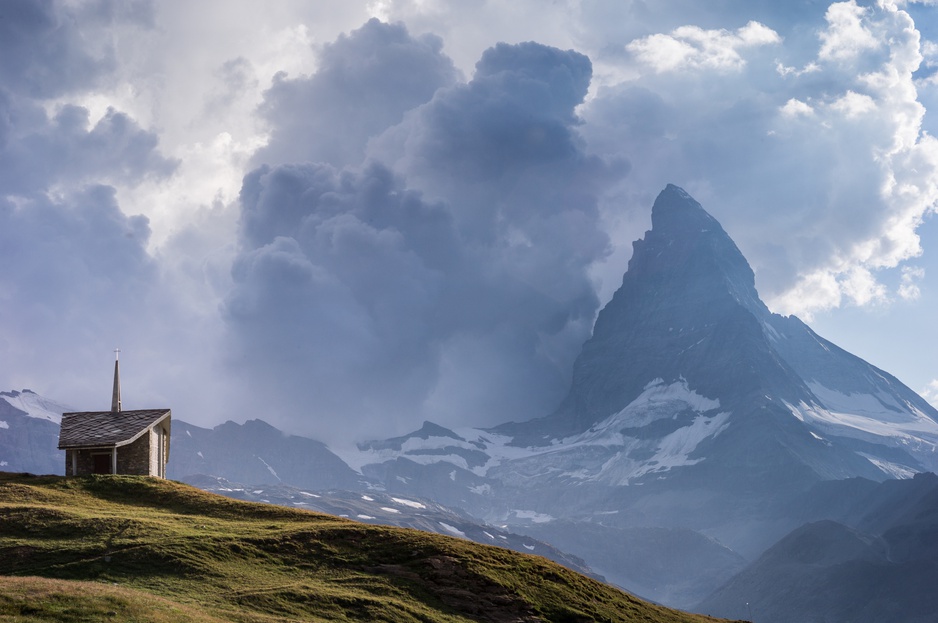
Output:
left=111, top=348, right=121, bottom=413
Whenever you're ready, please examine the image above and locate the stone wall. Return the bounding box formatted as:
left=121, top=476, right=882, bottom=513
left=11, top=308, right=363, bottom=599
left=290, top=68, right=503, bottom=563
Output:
left=117, top=434, right=152, bottom=475
left=68, top=448, right=108, bottom=476
left=67, top=433, right=155, bottom=476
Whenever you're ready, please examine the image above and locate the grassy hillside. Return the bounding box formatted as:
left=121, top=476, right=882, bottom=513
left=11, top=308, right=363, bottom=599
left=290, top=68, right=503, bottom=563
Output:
left=0, top=473, right=738, bottom=623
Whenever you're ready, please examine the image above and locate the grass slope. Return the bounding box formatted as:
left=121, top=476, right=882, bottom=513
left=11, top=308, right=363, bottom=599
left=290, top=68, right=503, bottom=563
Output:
left=0, top=473, right=738, bottom=623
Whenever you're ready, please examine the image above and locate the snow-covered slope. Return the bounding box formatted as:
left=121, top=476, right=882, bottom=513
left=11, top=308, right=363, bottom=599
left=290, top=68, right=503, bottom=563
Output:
left=0, top=390, right=66, bottom=474
left=0, top=389, right=72, bottom=424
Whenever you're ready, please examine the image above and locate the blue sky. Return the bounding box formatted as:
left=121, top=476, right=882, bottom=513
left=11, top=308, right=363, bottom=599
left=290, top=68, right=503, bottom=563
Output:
left=1, top=0, right=937, bottom=442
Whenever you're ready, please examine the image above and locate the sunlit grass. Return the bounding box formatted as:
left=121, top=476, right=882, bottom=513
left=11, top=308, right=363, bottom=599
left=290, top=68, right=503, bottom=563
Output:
left=0, top=473, right=738, bottom=623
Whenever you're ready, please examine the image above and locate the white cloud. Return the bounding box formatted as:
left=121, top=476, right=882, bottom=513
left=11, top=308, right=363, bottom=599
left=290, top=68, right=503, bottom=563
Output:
left=627, top=21, right=780, bottom=73
left=898, top=265, right=925, bottom=299
left=922, top=379, right=938, bottom=409
left=586, top=2, right=938, bottom=323
left=771, top=270, right=843, bottom=319
left=842, top=266, right=889, bottom=306
left=780, top=98, right=815, bottom=117
left=830, top=90, right=877, bottom=117
left=819, top=1, right=881, bottom=62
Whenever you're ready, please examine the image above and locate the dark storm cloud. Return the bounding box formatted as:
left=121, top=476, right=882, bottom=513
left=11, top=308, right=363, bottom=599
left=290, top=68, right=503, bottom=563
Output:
left=253, top=18, right=461, bottom=169
left=0, top=100, right=178, bottom=195
left=227, top=163, right=449, bottom=429
left=228, top=30, right=624, bottom=441
left=0, top=0, right=152, bottom=98
left=370, top=40, right=617, bottom=241
left=0, top=1, right=180, bottom=409
left=0, top=186, right=156, bottom=383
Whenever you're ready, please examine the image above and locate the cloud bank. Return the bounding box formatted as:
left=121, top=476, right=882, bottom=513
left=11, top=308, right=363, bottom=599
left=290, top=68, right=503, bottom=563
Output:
left=226, top=24, right=620, bottom=438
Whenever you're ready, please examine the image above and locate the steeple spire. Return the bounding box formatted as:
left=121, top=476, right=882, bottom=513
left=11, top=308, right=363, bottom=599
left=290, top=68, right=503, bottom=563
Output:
left=111, top=348, right=121, bottom=413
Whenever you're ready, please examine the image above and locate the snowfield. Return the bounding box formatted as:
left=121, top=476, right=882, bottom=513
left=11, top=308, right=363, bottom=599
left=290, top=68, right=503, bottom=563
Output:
left=333, top=379, right=731, bottom=487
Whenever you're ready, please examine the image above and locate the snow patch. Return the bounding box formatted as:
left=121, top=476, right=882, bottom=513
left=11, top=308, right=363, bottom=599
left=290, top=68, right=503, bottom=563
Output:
left=808, top=382, right=913, bottom=423
left=861, top=454, right=918, bottom=479
left=197, top=451, right=203, bottom=458
left=391, top=497, right=425, bottom=509
left=439, top=522, right=466, bottom=537
left=469, top=484, right=491, bottom=495
left=511, top=510, right=554, bottom=524
left=523, top=544, right=535, bottom=551
left=0, top=421, right=8, bottom=429
left=380, top=507, right=400, bottom=513
left=299, top=491, right=320, bottom=498
left=256, top=456, right=280, bottom=480
left=483, top=531, right=495, bottom=540
left=787, top=397, right=938, bottom=440
left=357, top=515, right=375, bottom=520
left=762, top=320, right=782, bottom=343
left=785, top=396, right=938, bottom=473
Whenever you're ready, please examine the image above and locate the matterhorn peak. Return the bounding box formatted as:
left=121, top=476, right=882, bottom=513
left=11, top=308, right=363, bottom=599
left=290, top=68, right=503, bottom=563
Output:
left=627, top=184, right=762, bottom=315
left=507, top=185, right=938, bottom=483
left=650, top=183, right=720, bottom=236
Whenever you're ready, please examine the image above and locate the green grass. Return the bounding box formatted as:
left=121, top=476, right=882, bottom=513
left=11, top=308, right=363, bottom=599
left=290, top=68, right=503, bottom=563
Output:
left=0, top=473, right=741, bottom=623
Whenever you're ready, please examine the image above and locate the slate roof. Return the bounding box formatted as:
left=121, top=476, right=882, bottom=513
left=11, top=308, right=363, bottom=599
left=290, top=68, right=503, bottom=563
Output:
left=58, top=409, right=171, bottom=449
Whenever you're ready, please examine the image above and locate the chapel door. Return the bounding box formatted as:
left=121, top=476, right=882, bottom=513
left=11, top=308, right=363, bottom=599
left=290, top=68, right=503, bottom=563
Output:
left=93, top=453, right=111, bottom=474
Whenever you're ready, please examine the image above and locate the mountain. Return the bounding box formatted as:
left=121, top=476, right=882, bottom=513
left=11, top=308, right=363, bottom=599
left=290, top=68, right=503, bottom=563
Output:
left=0, top=472, right=739, bottom=623
left=498, top=184, right=938, bottom=479
left=0, top=389, right=66, bottom=475
left=698, top=472, right=938, bottom=623
left=5, top=184, right=938, bottom=613
left=168, top=418, right=364, bottom=491
left=340, top=184, right=938, bottom=605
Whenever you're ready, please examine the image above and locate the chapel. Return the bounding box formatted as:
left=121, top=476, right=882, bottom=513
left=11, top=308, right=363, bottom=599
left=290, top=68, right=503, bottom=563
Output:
left=57, top=351, right=171, bottom=477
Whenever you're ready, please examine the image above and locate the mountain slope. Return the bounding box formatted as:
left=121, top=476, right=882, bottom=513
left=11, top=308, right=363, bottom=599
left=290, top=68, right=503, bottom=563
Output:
left=184, top=473, right=601, bottom=580
left=698, top=474, right=938, bottom=623
left=0, top=390, right=65, bottom=475
left=169, top=418, right=364, bottom=490
left=0, top=472, right=736, bottom=623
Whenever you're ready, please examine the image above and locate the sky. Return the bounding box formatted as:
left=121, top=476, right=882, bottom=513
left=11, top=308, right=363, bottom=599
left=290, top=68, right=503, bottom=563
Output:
left=2, top=0, right=938, bottom=444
